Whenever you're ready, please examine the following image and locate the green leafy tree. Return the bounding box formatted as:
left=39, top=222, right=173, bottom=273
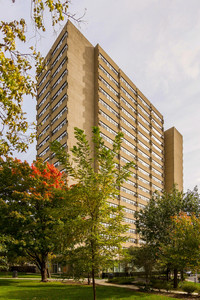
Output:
left=160, top=213, right=200, bottom=288
left=0, top=157, right=77, bottom=281
left=0, top=1, right=76, bottom=155
left=51, top=127, right=135, bottom=300
left=135, top=186, right=200, bottom=287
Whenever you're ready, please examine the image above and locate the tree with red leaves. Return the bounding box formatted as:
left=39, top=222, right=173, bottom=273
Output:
left=0, top=157, right=76, bottom=281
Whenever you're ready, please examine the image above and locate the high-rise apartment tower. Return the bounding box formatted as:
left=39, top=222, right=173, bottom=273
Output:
left=36, top=21, right=183, bottom=247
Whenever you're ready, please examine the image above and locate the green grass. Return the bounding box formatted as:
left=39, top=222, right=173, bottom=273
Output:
left=0, top=272, right=41, bottom=278
left=0, top=279, right=180, bottom=299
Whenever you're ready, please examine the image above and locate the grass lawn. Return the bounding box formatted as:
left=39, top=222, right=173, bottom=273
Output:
left=0, top=272, right=41, bottom=278
left=0, top=279, right=180, bottom=299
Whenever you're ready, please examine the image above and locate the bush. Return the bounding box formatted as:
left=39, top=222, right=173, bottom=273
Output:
left=150, top=279, right=172, bottom=292
left=107, top=277, right=134, bottom=284
left=181, top=282, right=197, bottom=294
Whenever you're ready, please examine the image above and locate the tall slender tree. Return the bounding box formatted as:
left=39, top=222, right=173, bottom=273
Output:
left=51, top=127, right=135, bottom=300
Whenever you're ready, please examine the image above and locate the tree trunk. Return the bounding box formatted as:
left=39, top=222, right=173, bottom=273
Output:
left=181, top=270, right=184, bottom=281
left=88, top=273, right=91, bottom=285
left=174, top=268, right=178, bottom=288
left=166, top=267, right=170, bottom=281
left=47, top=267, right=51, bottom=279
left=41, top=259, right=48, bottom=282
left=92, top=267, right=96, bottom=300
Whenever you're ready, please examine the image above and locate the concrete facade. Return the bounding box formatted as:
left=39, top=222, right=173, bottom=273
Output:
left=36, top=20, right=183, bottom=247
left=164, top=127, right=183, bottom=192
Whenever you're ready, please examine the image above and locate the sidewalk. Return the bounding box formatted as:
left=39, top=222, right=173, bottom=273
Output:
left=95, top=278, right=199, bottom=297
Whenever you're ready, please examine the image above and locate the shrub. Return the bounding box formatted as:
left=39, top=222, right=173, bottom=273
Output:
left=181, top=282, right=197, bottom=294
left=107, top=277, right=134, bottom=284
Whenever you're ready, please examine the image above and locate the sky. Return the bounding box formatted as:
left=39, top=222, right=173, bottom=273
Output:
left=1, top=0, right=200, bottom=191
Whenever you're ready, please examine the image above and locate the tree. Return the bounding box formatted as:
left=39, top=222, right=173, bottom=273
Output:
left=0, top=157, right=76, bottom=281
left=160, top=213, right=200, bottom=288
left=0, top=1, right=78, bottom=155
left=135, top=186, right=200, bottom=287
left=51, top=127, right=135, bottom=300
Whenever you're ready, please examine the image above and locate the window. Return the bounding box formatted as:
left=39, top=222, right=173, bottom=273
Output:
left=38, top=124, right=50, bottom=139
left=121, top=107, right=136, bottom=122
left=99, top=120, right=117, bottom=136
left=152, top=126, right=163, bottom=138
left=52, top=119, right=67, bottom=135
left=152, top=150, right=162, bottom=160
left=38, top=146, right=50, bottom=157
left=121, top=186, right=135, bottom=197
left=138, top=185, right=150, bottom=194
left=121, top=196, right=136, bottom=206
left=138, top=194, right=149, bottom=202
left=123, top=138, right=136, bottom=149
left=138, top=131, right=150, bottom=143
left=99, top=111, right=118, bottom=127
left=38, top=103, right=50, bottom=119
left=152, top=175, right=163, bottom=185
left=138, top=139, right=150, bottom=151
left=51, top=44, right=67, bottom=68
left=138, top=203, right=145, bottom=209
left=52, top=82, right=67, bottom=102
left=121, top=146, right=136, bottom=159
left=99, top=99, right=119, bottom=117
left=152, top=134, right=163, bottom=146
left=99, top=53, right=118, bottom=75
left=121, top=156, right=130, bottom=164
left=108, top=202, right=118, bottom=208
left=138, top=104, right=149, bottom=117
left=152, top=159, right=162, bottom=169
left=152, top=118, right=162, bottom=130
left=138, top=176, right=150, bottom=185
left=52, top=106, right=67, bottom=125
left=128, top=228, right=136, bottom=234
left=38, top=70, right=50, bottom=88
left=152, top=167, right=162, bottom=177
left=100, top=132, right=113, bottom=144
left=121, top=97, right=136, bottom=112
left=124, top=207, right=135, bottom=214
left=121, top=127, right=136, bottom=141
left=138, top=113, right=150, bottom=126
left=138, top=158, right=149, bottom=168
left=138, top=167, right=150, bottom=177
left=52, top=57, right=67, bottom=79
left=52, top=70, right=67, bottom=90
left=56, top=131, right=67, bottom=142
left=152, top=142, right=162, bottom=154
left=38, top=81, right=50, bottom=98
left=99, top=65, right=119, bottom=87
left=124, top=217, right=135, bottom=224
left=38, top=135, right=50, bottom=150
left=138, top=149, right=150, bottom=160
left=125, top=179, right=136, bottom=187
left=99, top=87, right=119, bottom=107
left=120, top=77, right=136, bottom=95
left=152, top=184, right=162, bottom=192
left=99, top=76, right=118, bottom=97
left=152, top=110, right=163, bottom=123
left=121, top=87, right=136, bottom=104
left=44, top=156, right=50, bottom=162
left=138, top=95, right=150, bottom=110
left=52, top=32, right=67, bottom=57
left=40, top=113, right=50, bottom=125
left=52, top=94, right=67, bottom=113
left=138, top=122, right=150, bottom=135
left=121, top=117, right=136, bottom=131
left=38, top=91, right=50, bottom=109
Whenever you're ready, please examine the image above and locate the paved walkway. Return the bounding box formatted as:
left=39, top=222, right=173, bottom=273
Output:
left=95, top=279, right=199, bottom=297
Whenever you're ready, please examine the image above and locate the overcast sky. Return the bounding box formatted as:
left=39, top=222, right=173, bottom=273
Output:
left=1, top=0, right=200, bottom=191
